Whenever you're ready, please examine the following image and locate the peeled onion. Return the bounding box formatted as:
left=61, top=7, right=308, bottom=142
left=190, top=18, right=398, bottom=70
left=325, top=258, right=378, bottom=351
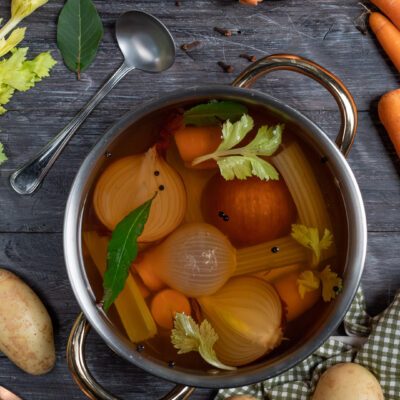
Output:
left=144, top=223, right=237, bottom=297
left=93, top=146, right=187, bottom=242
left=198, top=276, right=283, bottom=366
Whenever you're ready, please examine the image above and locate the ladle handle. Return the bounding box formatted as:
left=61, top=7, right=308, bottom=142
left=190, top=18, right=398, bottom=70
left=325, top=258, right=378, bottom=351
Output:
left=232, top=54, right=357, bottom=157
left=67, top=313, right=195, bottom=400
left=9, top=62, right=134, bottom=195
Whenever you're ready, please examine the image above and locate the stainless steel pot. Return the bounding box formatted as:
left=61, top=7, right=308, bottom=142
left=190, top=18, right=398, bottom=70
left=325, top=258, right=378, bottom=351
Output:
left=64, top=54, right=367, bottom=399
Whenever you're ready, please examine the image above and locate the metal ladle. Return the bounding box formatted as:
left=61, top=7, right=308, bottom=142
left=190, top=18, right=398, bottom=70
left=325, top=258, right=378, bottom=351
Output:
left=10, top=10, right=175, bottom=195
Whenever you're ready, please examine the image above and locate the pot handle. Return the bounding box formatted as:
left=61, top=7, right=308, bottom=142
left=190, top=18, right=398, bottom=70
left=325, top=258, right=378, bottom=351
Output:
left=67, top=313, right=195, bottom=400
left=232, top=54, right=357, bottom=156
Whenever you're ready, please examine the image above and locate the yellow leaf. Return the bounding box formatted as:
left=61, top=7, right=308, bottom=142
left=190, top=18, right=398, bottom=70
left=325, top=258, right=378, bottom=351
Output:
left=0, top=27, right=25, bottom=57
left=12, top=0, right=49, bottom=21
left=319, top=265, right=342, bottom=302
left=297, top=270, right=320, bottom=299
left=291, top=224, right=334, bottom=267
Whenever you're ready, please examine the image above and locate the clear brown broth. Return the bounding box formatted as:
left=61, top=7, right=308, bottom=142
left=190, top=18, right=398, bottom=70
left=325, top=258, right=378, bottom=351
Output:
left=81, top=101, right=348, bottom=370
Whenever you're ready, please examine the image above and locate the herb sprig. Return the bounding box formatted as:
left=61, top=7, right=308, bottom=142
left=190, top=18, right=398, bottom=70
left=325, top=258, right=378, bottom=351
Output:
left=192, top=113, right=283, bottom=181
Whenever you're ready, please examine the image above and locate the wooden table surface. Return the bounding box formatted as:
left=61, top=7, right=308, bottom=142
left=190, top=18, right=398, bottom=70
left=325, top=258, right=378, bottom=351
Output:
left=0, top=0, right=399, bottom=399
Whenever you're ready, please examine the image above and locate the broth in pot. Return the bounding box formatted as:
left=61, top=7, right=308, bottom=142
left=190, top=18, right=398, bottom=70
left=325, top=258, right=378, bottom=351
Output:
left=81, top=100, right=347, bottom=372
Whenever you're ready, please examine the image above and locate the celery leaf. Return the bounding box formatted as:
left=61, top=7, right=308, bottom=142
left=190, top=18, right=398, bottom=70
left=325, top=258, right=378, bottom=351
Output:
left=192, top=113, right=283, bottom=181
left=0, top=27, right=25, bottom=57
left=319, top=265, right=342, bottom=302
left=171, top=313, right=236, bottom=371
left=24, top=52, right=57, bottom=78
left=297, top=270, right=320, bottom=299
left=217, top=113, right=254, bottom=151
left=291, top=224, right=333, bottom=267
left=0, top=140, right=7, bottom=165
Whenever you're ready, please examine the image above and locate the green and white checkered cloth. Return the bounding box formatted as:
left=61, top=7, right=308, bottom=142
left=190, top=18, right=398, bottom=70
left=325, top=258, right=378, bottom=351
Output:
left=216, top=287, right=400, bottom=400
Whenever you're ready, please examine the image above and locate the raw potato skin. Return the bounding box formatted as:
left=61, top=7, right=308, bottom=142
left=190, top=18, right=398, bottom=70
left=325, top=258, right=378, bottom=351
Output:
left=0, top=269, right=55, bottom=375
left=312, top=363, right=384, bottom=400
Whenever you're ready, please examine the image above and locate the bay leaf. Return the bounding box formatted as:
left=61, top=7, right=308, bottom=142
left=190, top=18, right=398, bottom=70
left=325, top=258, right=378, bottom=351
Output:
left=57, top=0, right=103, bottom=79
left=184, top=101, right=248, bottom=126
left=102, top=193, right=156, bottom=312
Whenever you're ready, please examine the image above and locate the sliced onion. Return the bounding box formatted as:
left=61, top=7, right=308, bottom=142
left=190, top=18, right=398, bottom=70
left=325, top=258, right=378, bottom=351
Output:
left=93, top=146, right=187, bottom=242
left=198, top=276, right=283, bottom=366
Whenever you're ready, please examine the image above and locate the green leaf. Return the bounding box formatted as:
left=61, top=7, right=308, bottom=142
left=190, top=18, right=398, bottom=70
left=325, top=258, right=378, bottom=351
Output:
left=102, top=193, right=156, bottom=312
left=184, top=101, right=248, bottom=126
left=217, top=155, right=279, bottom=181
left=192, top=113, right=283, bottom=181
left=171, top=313, right=236, bottom=371
left=0, top=48, right=57, bottom=114
left=0, top=140, right=7, bottom=165
left=57, top=0, right=103, bottom=79
left=24, top=52, right=57, bottom=78
left=240, top=124, right=283, bottom=156
left=217, top=113, right=254, bottom=151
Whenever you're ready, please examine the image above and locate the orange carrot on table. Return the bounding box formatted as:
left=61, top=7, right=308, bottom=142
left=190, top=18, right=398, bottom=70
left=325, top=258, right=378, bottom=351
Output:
left=371, top=0, right=400, bottom=30
left=150, top=289, right=191, bottom=329
left=370, top=12, right=400, bottom=72
left=378, top=89, right=400, bottom=157
left=174, top=125, right=222, bottom=169
left=273, top=271, right=320, bottom=322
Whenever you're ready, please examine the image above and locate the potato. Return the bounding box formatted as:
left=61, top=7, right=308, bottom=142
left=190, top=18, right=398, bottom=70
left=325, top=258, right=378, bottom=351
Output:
left=312, top=363, right=384, bottom=400
left=0, top=269, right=55, bottom=375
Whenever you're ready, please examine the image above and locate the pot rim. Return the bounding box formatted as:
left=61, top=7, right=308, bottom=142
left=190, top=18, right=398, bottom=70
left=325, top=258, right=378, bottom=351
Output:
left=64, top=85, right=367, bottom=389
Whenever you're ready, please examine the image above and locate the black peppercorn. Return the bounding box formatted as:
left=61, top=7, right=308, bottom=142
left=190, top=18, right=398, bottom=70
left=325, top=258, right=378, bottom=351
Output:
left=223, top=215, right=229, bottom=221
left=159, top=185, right=165, bottom=191
left=321, top=156, right=328, bottom=163
left=271, top=247, right=279, bottom=253
left=218, top=211, right=225, bottom=217
left=168, top=360, right=176, bottom=368
left=136, top=345, right=144, bottom=352
left=154, top=170, right=160, bottom=176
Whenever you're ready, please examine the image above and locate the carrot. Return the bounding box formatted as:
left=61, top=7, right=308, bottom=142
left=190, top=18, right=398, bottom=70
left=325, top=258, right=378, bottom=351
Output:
left=370, top=12, right=400, bottom=73
left=133, top=274, right=151, bottom=299
left=378, top=89, right=400, bottom=157
left=174, top=125, right=221, bottom=169
left=273, top=271, right=320, bottom=322
left=132, top=252, right=165, bottom=292
left=371, top=0, right=400, bottom=30
left=239, top=0, right=262, bottom=4
left=150, top=289, right=191, bottom=329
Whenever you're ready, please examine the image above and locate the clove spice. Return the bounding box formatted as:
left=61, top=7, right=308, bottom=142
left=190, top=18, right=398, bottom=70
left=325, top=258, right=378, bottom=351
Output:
left=240, top=53, right=256, bottom=62
left=181, top=41, right=201, bottom=51
left=217, top=61, right=234, bottom=73
left=214, top=26, right=232, bottom=37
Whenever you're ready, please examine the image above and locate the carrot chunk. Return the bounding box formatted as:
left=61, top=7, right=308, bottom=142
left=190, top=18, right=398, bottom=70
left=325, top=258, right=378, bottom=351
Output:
left=174, top=125, right=222, bottom=169
left=150, top=289, right=191, bottom=329
left=273, top=271, right=320, bottom=322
